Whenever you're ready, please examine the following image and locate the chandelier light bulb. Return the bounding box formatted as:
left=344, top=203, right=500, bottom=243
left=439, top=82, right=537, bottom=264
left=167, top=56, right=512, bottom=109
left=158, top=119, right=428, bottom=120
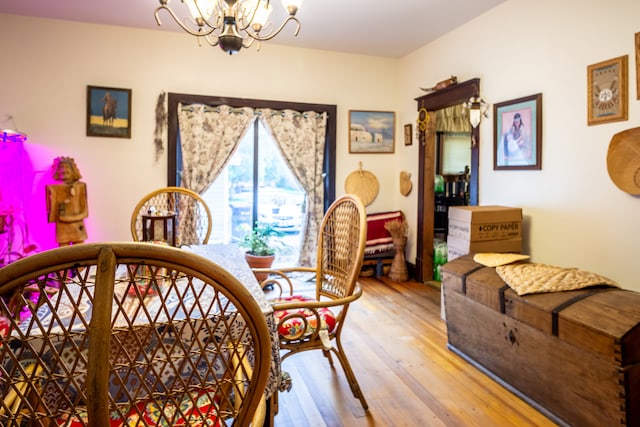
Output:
left=184, top=0, right=215, bottom=21
left=281, top=0, right=303, bottom=15
left=244, top=0, right=273, bottom=32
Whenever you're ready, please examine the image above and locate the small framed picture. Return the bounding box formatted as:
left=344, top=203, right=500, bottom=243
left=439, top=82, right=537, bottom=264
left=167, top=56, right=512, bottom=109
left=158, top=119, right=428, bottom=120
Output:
left=404, top=123, right=412, bottom=146
left=86, top=85, right=132, bottom=138
left=348, top=110, right=395, bottom=153
left=493, top=93, right=542, bottom=170
left=587, top=55, right=628, bottom=125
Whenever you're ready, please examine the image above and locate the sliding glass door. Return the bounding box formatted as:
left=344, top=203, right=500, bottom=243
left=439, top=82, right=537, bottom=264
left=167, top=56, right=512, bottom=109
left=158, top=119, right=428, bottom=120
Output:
left=166, top=92, right=337, bottom=266
left=202, top=118, right=305, bottom=266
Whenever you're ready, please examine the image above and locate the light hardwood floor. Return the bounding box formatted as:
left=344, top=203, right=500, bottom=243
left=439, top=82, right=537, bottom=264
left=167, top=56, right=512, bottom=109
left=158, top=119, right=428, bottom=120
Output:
left=266, top=276, right=558, bottom=427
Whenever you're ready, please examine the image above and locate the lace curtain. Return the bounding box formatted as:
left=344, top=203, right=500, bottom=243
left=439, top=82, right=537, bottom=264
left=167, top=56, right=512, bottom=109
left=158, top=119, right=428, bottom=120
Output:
left=259, top=109, right=328, bottom=265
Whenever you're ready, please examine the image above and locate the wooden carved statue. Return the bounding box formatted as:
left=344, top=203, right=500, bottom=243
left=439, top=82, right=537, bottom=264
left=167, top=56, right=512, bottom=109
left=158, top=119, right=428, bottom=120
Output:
left=46, top=157, right=88, bottom=246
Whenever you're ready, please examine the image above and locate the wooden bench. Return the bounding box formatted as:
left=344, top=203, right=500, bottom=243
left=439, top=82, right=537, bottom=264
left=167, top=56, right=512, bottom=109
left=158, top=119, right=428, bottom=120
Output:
left=441, top=255, right=640, bottom=427
left=361, top=211, right=404, bottom=277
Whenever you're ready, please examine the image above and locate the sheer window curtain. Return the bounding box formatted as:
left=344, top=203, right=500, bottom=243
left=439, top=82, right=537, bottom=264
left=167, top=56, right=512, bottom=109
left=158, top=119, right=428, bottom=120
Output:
left=177, top=104, right=254, bottom=243
left=259, top=109, right=327, bottom=266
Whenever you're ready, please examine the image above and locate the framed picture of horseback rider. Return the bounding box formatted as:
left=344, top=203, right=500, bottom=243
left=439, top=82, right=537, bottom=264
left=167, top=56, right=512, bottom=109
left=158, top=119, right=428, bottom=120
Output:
left=86, top=85, right=132, bottom=138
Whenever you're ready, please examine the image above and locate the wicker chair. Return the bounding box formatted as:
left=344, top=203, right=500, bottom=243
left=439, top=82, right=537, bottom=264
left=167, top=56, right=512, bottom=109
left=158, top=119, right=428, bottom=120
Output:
left=130, top=186, right=213, bottom=246
left=0, top=242, right=271, bottom=427
left=257, top=194, right=369, bottom=410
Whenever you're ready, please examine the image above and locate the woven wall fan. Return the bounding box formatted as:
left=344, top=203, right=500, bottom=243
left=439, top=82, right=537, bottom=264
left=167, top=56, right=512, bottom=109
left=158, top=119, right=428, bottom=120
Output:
left=345, top=161, right=379, bottom=206
left=607, top=127, right=640, bottom=195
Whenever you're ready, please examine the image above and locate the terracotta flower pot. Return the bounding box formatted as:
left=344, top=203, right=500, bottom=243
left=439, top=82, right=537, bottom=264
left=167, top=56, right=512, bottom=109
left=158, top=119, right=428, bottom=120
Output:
left=244, top=253, right=275, bottom=284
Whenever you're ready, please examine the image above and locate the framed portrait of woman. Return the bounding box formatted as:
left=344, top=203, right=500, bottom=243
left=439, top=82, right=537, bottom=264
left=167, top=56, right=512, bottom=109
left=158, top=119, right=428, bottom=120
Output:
left=493, top=93, right=542, bottom=170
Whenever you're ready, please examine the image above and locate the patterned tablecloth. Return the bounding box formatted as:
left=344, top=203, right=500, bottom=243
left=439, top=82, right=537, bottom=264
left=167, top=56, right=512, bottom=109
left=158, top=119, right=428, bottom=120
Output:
left=8, top=243, right=281, bottom=401
left=183, top=243, right=281, bottom=397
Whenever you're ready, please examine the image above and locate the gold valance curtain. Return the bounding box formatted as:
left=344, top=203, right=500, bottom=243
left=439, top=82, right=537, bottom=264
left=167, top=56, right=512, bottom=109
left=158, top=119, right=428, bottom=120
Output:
left=435, top=104, right=471, bottom=133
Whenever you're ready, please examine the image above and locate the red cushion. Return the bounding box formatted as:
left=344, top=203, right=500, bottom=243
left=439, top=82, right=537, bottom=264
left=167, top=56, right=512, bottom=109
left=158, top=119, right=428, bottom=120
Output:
left=365, top=211, right=403, bottom=246
left=273, top=295, right=336, bottom=340
left=0, top=316, right=10, bottom=341
left=55, top=390, right=221, bottom=427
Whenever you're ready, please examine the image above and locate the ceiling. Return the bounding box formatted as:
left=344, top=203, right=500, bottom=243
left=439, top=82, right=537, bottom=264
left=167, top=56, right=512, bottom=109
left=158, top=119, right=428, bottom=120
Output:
left=0, top=0, right=506, bottom=58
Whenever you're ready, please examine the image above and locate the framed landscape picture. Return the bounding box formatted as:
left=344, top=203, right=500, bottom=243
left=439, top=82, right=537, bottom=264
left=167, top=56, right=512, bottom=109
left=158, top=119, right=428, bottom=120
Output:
left=493, top=93, right=542, bottom=170
left=587, top=55, right=628, bottom=125
left=86, top=85, right=132, bottom=138
left=348, top=110, right=395, bottom=153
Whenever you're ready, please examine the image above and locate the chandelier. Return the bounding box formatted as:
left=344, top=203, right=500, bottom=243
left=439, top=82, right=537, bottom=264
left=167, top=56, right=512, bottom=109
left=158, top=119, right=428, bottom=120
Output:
left=154, top=0, right=303, bottom=55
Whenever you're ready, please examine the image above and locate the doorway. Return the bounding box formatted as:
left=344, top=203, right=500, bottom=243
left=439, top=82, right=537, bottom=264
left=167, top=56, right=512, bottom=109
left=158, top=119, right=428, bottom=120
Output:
left=415, top=78, right=481, bottom=282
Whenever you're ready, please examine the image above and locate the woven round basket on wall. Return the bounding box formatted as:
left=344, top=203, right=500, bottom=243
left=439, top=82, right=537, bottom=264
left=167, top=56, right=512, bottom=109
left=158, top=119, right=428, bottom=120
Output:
left=345, top=162, right=379, bottom=206
left=607, top=127, right=640, bottom=195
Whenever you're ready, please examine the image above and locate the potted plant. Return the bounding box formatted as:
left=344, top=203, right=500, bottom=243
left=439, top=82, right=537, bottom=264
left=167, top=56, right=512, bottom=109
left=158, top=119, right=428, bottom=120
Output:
left=240, top=223, right=280, bottom=282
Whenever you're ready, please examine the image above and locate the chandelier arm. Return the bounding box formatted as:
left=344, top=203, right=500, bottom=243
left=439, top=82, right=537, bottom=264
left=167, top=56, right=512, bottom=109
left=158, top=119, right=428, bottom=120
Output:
left=198, top=8, right=225, bottom=31
left=236, top=2, right=261, bottom=32
left=242, top=37, right=256, bottom=49
left=203, top=33, right=221, bottom=47
left=235, top=20, right=252, bottom=32
left=246, top=16, right=301, bottom=42
left=154, top=5, right=219, bottom=37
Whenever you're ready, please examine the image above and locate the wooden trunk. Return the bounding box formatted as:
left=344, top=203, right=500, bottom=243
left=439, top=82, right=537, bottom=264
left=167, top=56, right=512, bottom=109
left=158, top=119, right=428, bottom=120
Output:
left=441, top=255, right=640, bottom=427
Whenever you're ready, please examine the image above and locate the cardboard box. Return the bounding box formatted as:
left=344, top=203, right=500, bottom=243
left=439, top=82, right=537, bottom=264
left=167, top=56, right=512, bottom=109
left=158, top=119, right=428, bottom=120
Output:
left=446, top=235, right=522, bottom=261
left=447, top=245, right=469, bottom=262
left=448, top=205, right=522, bottom=241
left=448, top=219, right=522, bottom=241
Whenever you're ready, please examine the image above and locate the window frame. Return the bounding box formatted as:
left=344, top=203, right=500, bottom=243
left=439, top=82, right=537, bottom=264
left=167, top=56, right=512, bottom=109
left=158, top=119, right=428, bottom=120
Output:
left=166, top=93, right=337, bottom=211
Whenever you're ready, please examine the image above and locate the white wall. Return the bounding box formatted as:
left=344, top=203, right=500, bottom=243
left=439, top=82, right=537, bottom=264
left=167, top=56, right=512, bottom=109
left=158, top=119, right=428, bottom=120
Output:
left=398, top=0, right=640, bottom=290
left=2, top=0, right=639, bottom=291
left=0, top=14, right=400, bottom=252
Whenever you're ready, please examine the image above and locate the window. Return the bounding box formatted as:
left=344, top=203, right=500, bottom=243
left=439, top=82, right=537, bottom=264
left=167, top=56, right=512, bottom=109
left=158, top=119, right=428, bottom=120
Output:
left=165, top=93, right=337, bottom=263
left=203, top=117, right=306, bottom=266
